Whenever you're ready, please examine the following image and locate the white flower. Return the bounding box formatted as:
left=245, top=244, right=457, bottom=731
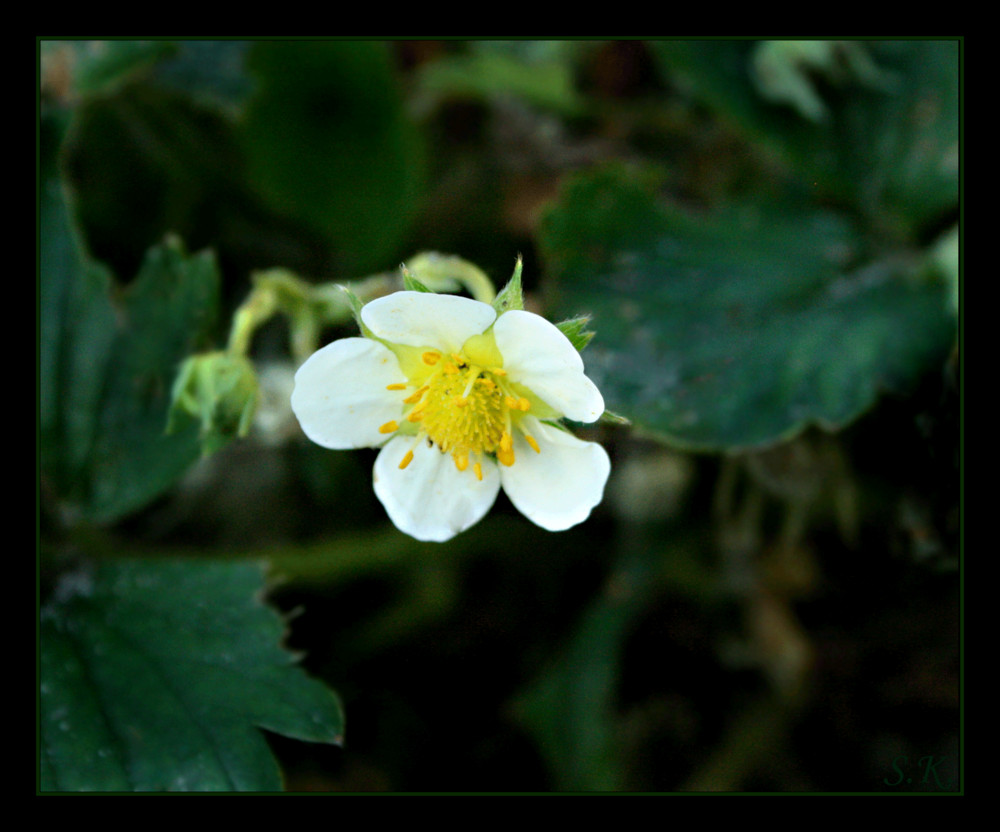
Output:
left=291, top=290, right=610, bottom=542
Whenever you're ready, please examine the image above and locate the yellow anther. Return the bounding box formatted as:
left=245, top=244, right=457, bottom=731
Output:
left=476, top=377, right=495, bottom=390
left=491, top=367, right=507, bottom=376
left=474, top=461, right=483, bottom=481
left=497, top=446, right=515, bottom=467
left=422, top=351, right=440, bottom=365
left=454, top=453, right=469, bottom=472
left=403, top=386, right=427, bottom=405
left=453, top=397, right=467, bottom=407
left=525, top=434, right=541, bottom=454
left=378, top=420, right=399, bottom=434
left=443, top=362, right=460, bottom=375
left=500, top=431, right=513, bottom=453
left=407, top=399, right=428, bottom=422
left=399, top=449, right=414, bottom=470
left=518, top=398, right=531, bottom=411
left=386, top=383, right=407, bottom=391
left=505, top=396, right=519, bottom=410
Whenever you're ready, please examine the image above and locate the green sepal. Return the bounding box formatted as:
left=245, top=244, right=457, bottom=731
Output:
left=401, top=266, right=435, bottom=294
left=598, top=409, right=631, bottom=426
left=338, top=283, right=380, bottom=341
left=556, top=315, right=596, bottom=352
left=492, top=256, right=525, bottom=314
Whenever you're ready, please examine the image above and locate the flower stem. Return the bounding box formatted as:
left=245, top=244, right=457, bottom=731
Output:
left=226, top=268, right=397, bottom=362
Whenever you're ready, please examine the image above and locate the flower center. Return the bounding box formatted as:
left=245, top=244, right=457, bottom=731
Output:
left=380, top=348, right=540, bottom=479
left=419, top=360, right=506, bottom=459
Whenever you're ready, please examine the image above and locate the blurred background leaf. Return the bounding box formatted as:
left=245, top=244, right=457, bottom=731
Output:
left=40, top=559, right=344, bottom=791
left=41, top=40, right=179, bottom=97
left=650, top=40, right=958, bottom=238
left=237, top=41, right=426, bottom=275
left=62, top=81, right=249, bottom=283
left=53, top=40, right=418, bottom=286
left=515, top=544, right=663, bottom=790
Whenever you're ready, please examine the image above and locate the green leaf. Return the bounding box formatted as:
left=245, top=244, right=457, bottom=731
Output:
left=540, top=165, right=955, bottom=451
left=39, top=559, right=344, bottom=792
left=40, top=161, right=220, bottom=522
left=416, top=42, right=586, bottom=116
left=239, top=41, right=425, bottom=274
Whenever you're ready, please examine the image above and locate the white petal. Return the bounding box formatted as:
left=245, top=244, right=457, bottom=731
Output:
left=373, top=436, right=501, bottom=542
left=494, top=310, right=605, bottom=422
left=291, top=337, right=406, bottom=449
left=361, top=291, right=497, bottom=352
left=500, top=418, right=610, bottom=532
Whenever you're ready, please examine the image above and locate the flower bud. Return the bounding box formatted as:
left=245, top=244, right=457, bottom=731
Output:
left=168, top=351, right=260, bottom=455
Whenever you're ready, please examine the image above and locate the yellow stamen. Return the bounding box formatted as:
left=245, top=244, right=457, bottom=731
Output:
left=461, top=368, right=481, bottom=399
left=386, top=383, right=407, bottom=391
left=394, top=352, right=538, bottom=481
left=525, top=434, right=541, bottom=454
left=378, top=420, right=399, bottom=434
left=399, top=449, right=414, bottom=470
